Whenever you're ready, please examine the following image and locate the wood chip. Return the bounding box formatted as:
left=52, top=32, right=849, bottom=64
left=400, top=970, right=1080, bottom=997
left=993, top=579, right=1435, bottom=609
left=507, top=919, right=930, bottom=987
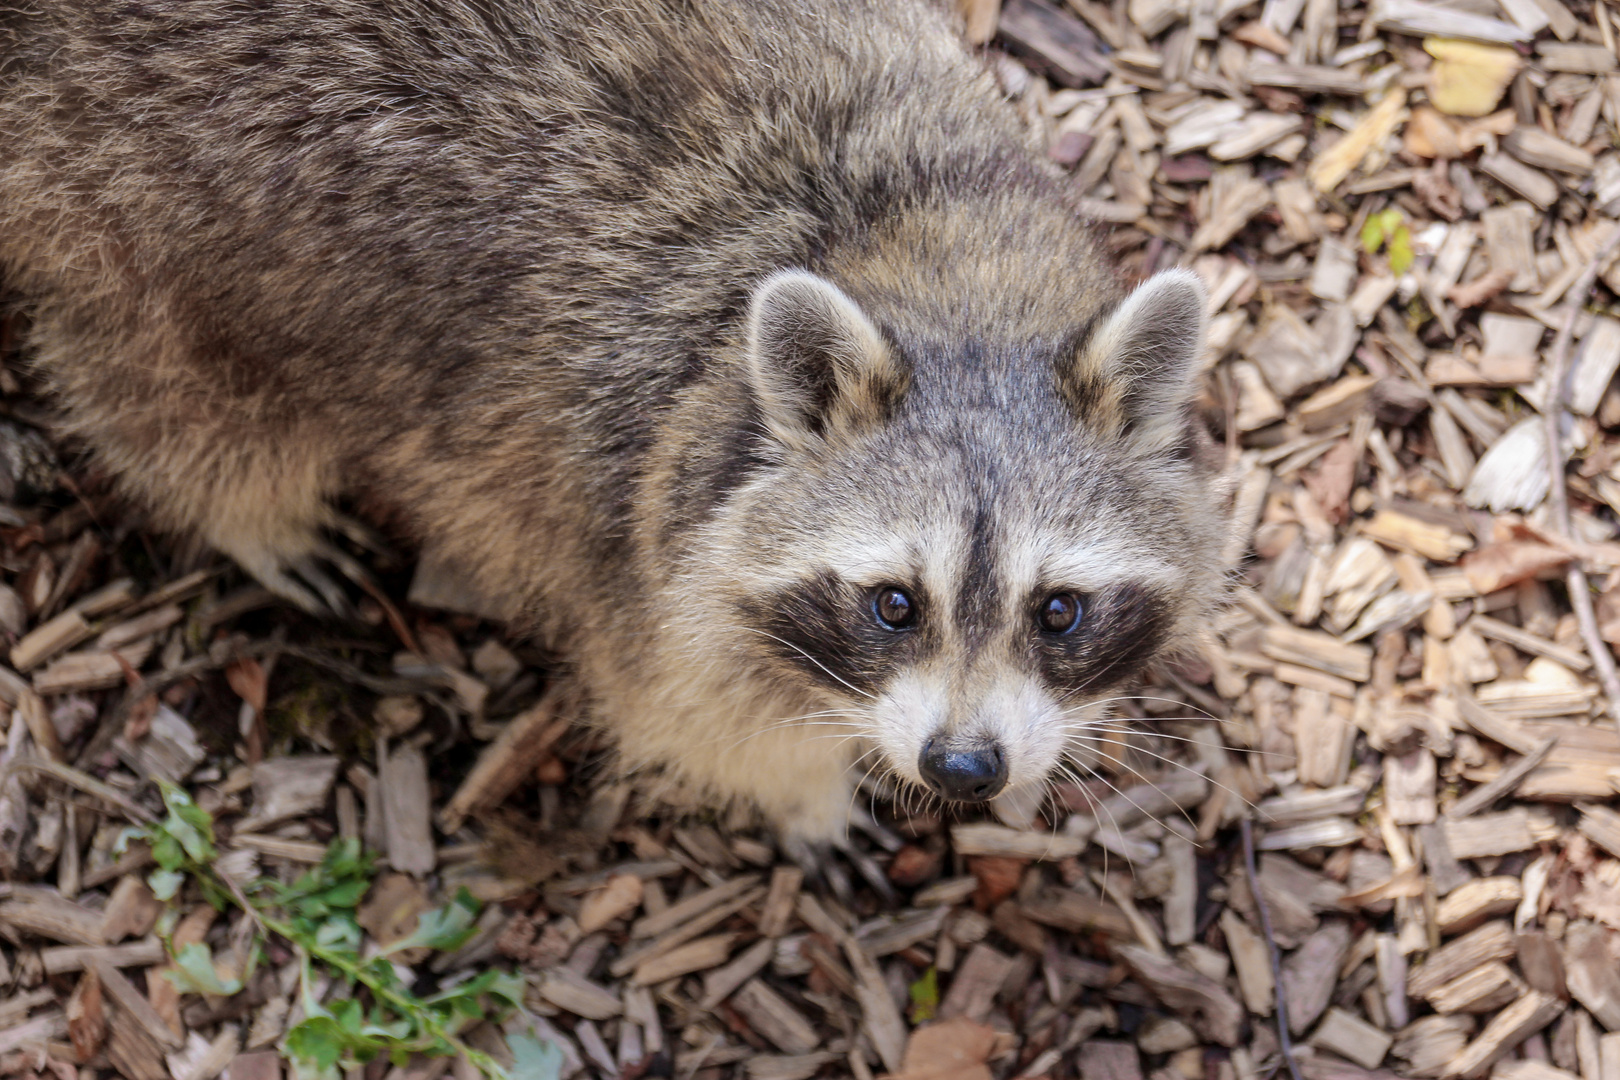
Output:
left=1437, top=878, right=1524, bottom=935
left=1504, top=125, right=1595, bottom=175
left=88, top=956, right=183, bottom=1051
left=1443, top=809, right=1540, bottom=859
left=1563, top=922, right=1620, bottom=1029
left=0, top=889, right=106, bottom=946
left=612, top=882, right=765, bottom=979
left=1409, top=921, right=1518, bottom=998
left=1019, top=885, right=1133, bottom=938
left=1310, top=1006, right=1394, bottom=1069
left=1539, top=42, right=1619, bottom=72
left=239, top=755, right=340, bottom=831
left=1281, top=920, right=1352, bottom=1035
left=632, top=874, right=762, bottom=940
left=10, top=609, right=92, bottom=672
left=536, top=966, right=623, bottom=1020
left=437, top=693, right=567, bottom=834
left=756, top=866, right=802, bottom=939
left=378, top=741, right=436, bottom=876
left=1309, top=91, right=1409, bottom=193
left=1260, top=625, right=1372, bottom=681
left=1220, top=909, right=1275, bottom=1015
left=632, top=932, right=737, bottom=986
left=730, top=978, right=820, bottom=1055
left=997, top=0, right=1108, bottom=85
left=1115, top=944, right=1245, bottom=1046
left=1577, top=802, right=1620, bottom=858
left=949, top=822, right=1086, bottom=860
left=99, top=876, right=162, bottom=943
left=41, top=937, right=166, bottom=976
left=701, top=938, right=775, bottom=1010
left=1447, top=990, right=1564, bottom=1077
left=577, top=873, right=644, bottom=934
left=1428, top=961, right=1527, bottom=1014
left=938, top=942, right=1017, bottom=1023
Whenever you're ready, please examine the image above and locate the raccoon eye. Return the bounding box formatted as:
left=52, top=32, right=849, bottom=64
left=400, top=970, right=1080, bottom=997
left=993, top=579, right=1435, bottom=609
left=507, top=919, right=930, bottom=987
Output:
left=1038, top=592, right=1082, bottom=634
left=872, top=587, right=916, bottom=630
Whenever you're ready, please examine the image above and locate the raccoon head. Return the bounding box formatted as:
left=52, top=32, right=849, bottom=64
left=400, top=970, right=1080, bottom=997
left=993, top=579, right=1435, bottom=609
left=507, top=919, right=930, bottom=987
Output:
left=720, top=266, right=1224, bottom=809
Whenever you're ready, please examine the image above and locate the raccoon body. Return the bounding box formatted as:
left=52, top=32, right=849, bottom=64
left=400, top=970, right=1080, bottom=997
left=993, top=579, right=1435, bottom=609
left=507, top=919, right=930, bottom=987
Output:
left=0, top=0, right=1228, bottom=840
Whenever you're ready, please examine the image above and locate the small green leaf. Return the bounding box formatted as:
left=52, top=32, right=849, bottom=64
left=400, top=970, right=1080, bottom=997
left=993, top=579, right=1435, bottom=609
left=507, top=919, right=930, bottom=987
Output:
left=483, top=970, right=527, bottom=1010
left=314, top=916, right=362, bottom=952
left=1388, top=224, right=1415, bottom=276
left=312, top=878, right=370, bottom=909
left=332, top=998, right=364, bottom=1034
left=152, top=781, right=216, bottom=865
left=148, top=868, right=186, bottom=901
left=164, top=942, right=244, bottom=997
left=507, top=1033, right=566, bottom=1080
left=285, top=1017, right=348, bottom=1079
left=150, top=832, right=186, bottom=873
left=1359, top=213, right=1386, bottom=254
left=909, top=966, right=940, bottom=1023
left=382, top=888, right=481, bottom=955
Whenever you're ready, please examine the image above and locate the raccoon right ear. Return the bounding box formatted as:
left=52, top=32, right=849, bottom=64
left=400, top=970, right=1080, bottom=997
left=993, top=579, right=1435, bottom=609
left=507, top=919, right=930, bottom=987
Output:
left=745, top=270, right=906, bottom=451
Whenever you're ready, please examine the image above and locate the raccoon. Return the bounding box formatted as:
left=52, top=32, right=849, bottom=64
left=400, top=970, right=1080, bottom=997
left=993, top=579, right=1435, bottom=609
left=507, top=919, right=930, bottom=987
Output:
left=0, top=0, right=1229, bottom=846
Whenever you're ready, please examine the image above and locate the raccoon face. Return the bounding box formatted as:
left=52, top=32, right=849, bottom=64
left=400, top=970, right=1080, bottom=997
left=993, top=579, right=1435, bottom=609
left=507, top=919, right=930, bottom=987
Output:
left=721, top=267, right=1224, bottom=807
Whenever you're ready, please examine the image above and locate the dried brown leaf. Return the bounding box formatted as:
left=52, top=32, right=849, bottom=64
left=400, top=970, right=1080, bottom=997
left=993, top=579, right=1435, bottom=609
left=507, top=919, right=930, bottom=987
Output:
left=1461, top=541, right=1572, bottom=594
left=225, top=657, right=268, bottom=714
left=880, top=1017, right=997, bottom=1080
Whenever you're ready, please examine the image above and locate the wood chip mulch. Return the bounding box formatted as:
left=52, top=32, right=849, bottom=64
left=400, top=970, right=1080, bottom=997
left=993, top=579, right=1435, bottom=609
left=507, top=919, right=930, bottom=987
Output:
left=4, top=1, right=1620, bottom=1079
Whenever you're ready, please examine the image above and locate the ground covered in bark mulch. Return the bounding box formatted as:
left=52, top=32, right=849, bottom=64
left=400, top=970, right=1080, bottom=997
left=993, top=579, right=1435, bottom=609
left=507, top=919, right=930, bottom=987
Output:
left=5, top=1, right=1620, bottom=1079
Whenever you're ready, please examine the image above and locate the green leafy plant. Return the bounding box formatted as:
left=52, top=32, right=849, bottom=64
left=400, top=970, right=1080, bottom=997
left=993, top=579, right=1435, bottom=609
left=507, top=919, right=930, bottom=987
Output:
left=120, top=783, right=557, bottom=1080
left=1360, top=207, right=1414, bottom=277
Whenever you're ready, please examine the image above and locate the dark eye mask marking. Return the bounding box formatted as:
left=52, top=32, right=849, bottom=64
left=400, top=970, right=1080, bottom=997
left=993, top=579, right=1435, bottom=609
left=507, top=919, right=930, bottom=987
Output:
left=742, top=571, right=936, bottom=696
left=1035, top=582, right=1172, bottom=695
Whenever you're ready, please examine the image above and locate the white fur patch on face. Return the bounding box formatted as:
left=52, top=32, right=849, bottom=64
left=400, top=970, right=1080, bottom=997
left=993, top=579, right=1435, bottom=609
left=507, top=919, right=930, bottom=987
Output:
left=1023, top=529, right=1181, bottom=597
left=869, top=663, right=1075, bottom=798
left=970, top=674, right=1067, bottom=790
left=870, top=669, right=941, bottom=788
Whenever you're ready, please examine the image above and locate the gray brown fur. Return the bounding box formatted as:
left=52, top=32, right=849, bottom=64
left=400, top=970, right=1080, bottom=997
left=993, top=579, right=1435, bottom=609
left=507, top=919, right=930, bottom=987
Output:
left=0, top=0, right=1229, bottom=839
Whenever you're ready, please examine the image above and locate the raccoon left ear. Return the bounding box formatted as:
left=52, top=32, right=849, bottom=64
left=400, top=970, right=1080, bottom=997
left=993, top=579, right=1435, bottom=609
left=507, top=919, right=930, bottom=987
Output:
left=1062, top=269, right=1207, bottom=456
left=745, top=270, right=907, bottom=452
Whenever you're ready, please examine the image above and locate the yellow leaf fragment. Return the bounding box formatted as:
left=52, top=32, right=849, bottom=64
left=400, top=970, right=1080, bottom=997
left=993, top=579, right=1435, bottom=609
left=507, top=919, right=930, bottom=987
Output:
left=1308, top=90, right=1408, bottom=194
left=1426, top=38, right=1524, bottom=118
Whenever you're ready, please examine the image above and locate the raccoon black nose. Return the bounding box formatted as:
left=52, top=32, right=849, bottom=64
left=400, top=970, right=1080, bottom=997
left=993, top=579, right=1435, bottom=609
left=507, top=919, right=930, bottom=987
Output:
left=918, top=739, right=1007, bottom=803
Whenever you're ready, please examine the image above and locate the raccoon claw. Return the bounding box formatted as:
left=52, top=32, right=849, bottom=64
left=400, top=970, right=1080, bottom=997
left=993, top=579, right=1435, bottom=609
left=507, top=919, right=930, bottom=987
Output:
left=253, top=538, right=382, bottom=621
left=848, top=805, right=903, bottom=853
left=252, top=566, right=331, bottom=618
left=843, top=844, right=899, bottom=905
left=782, top=836, right=854, bottom=907
left=287, top=555, right=358, bottom=620
left=327, top=512, right=401, bottom=566
left=781, top=836, right=897, bottom=908
left=311, top=538, right=379, bottom=593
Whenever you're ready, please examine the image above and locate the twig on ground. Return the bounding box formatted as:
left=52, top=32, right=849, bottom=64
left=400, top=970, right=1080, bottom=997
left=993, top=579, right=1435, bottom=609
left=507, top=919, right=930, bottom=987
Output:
left=4, top=757, right=156, bottom=824
left=1543, top=220, right=1620, bottom=735
left=1242, top=816, right=1303, bottom=1080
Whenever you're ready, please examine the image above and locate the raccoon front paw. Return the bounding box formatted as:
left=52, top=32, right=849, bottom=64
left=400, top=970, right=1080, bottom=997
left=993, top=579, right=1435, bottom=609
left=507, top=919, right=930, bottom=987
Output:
left=779, top=830, right=898, bottom=908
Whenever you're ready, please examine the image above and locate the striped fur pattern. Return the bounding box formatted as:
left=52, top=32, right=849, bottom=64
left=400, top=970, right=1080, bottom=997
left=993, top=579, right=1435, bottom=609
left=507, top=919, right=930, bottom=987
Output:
left=0, top=0, right=1230, bottom=839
